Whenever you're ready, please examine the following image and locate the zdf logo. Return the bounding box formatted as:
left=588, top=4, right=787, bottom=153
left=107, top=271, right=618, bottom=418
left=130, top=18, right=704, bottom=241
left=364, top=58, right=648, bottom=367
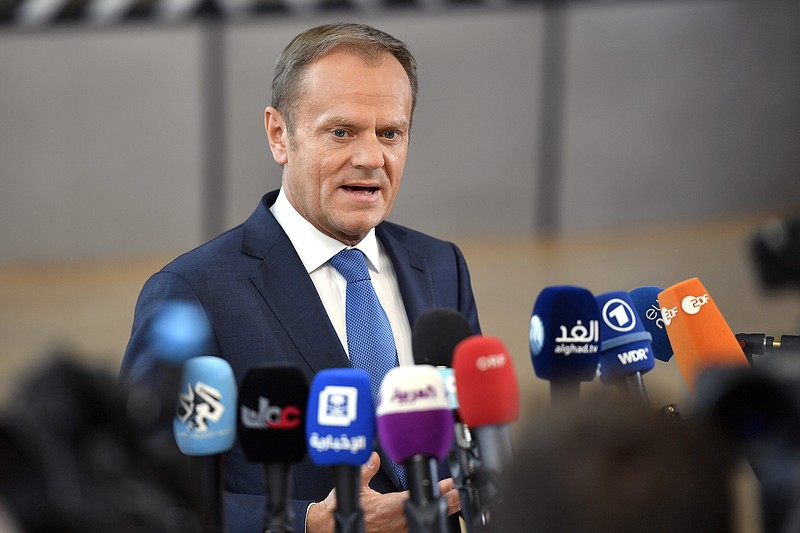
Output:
left=681, top=294, right=709, bottom=315
left=660, top=306, right=678, bottom=327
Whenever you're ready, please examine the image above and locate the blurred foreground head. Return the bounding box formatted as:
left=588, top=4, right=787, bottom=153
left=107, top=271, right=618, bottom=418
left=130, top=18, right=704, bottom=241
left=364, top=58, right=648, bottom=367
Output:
left=0, top=350, right=199, bottom=533
left=490, top=395, right=734, bottom=533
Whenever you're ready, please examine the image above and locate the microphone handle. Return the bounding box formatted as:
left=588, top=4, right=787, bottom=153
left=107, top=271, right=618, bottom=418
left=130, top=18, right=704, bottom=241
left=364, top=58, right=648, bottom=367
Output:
left=332, top=464, right=365, bottom=533
left=614, top=372, right=650, bottom=405
left=550, top=380, right=580, bottom=406
left=405, top=455, right=449, bottom=533
left=449, top=444, right=480, bottom=532
left=186, top=454, right=225, bottom=532
left=263, top=462, right=294, bottom=533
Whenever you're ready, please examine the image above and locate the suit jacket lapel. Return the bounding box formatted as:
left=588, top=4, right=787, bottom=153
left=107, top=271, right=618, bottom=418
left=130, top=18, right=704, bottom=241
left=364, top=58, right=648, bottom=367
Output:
left=243, top=192, right=349, bottom=374
left=377, top=223, right=437, bottom=330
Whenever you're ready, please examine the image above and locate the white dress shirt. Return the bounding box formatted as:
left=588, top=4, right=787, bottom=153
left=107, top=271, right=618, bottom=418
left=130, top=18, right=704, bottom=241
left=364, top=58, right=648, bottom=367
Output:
left=269, top=188, right=413, bottom=367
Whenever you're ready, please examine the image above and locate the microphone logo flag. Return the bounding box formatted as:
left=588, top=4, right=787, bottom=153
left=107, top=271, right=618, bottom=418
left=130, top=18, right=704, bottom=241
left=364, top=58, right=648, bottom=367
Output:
left=476, top=353, right=508, bottom=371
left=529, top=315, right=545, bottom=353
left=602, top=298, right=637, bottom=332
left=240, top=397, right=302, bottom=430
left=317, top=385, right=359, bottom=427
left=645, top=304, right=665, bottom=329
left=549, top=318, right=600, bottom=356
left=681, top=294, right=710, bottom=315
left=177, top=380, right=225, bottom=432
left=661, top=306, right=679, bottom=326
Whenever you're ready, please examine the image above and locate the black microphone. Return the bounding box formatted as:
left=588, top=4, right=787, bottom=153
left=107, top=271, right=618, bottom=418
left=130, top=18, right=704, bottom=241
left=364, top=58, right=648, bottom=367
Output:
left=237, top=365, right=308, bottom=533
left=750, top=215, right=800, bottom=290
left=736, top=333, right=800, bottom=365
left=412, top=308, right=480, bottom=532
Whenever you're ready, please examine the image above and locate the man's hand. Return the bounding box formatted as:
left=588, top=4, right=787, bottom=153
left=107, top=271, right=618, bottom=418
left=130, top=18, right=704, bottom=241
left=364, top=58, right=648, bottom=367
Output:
left=306, top=452, right=462, bottom=533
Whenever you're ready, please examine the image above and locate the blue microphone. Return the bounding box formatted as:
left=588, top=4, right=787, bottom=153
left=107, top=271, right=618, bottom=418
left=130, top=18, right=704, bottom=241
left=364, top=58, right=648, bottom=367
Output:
left=307, top=368, right=374, bottom=533
left=595, top=291, right=655, bottom=404
left=529, top=286, right=601, bottom=404
left=174, top=356, right=237, bottom=454
left=173, top=355, right=237, bottom=532
left=151, top=301, right=212, bottom=366
left=629, top=286, right=674, bottom=362
left=139, top=300, right=212, bottom=430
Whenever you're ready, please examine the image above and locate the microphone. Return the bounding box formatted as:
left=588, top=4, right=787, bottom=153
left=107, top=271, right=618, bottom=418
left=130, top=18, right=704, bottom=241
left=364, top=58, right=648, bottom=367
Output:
left=173, top=355, right=237, bottom=532
left=306, top=368, right=374, bottom=533
left=658, top=278, right=749, bottom=390
left=412, top=308, right=475, bottom=408
left=411, top=308, right=478, bottom=532
left=135, top=300, right=212, bottom=429
left=750, top=215, right=800, bottom=290
left=452, top=335, right=519, bottom=526
left=629, top=286, right=674, bottom=362
left=238, top=365, right=308, bottom=533
left=736, top=333, right=800, bottom=365
left=377, top=365, right=454, bottom=533
left=529, top=286, right=601, bottom=404
left=595, top=291, right=655, bottom=404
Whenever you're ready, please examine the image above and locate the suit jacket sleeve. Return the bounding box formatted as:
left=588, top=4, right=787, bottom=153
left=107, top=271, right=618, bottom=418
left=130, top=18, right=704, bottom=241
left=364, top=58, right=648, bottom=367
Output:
left=121, top=270, right=319, bottom=533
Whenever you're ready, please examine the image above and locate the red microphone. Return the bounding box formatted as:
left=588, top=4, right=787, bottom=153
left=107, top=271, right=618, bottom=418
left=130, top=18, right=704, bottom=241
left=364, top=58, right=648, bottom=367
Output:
left=453, top=335, right=520, bottom=525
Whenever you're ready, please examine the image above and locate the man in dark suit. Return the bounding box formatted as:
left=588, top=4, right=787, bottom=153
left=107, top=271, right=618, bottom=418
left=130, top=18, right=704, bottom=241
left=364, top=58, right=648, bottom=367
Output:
left=121, top=22, right=480, bottom=533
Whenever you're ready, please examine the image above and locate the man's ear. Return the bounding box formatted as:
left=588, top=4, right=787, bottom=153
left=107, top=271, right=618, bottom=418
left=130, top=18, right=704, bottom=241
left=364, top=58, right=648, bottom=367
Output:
left=265, top=106, right=289, bottom=166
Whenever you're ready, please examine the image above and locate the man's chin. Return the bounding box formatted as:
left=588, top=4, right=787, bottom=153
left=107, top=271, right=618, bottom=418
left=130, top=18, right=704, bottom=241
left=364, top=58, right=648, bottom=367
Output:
left=329, top=216, right=385, bottom=244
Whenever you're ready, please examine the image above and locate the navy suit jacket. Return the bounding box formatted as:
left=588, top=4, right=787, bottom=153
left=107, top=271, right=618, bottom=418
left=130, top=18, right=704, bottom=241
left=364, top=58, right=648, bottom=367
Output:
left=120, top=190, right=481, bottom=532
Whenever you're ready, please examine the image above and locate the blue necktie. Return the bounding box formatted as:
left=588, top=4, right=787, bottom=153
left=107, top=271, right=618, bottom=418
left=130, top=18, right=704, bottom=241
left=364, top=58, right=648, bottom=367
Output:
left=328, top=248, right=408, bottom=489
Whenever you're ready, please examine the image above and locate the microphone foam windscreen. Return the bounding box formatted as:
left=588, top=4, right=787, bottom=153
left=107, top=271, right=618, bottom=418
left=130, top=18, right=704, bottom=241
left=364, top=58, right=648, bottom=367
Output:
left=412, top=308, right=475, bottom=367
left=237, top=365, right=308, bottom=463
left=376, top=365, right=454, bottom=464
left=529, top=286, right=601, bottom=383
left=306, top=368, right=374, bottom=466
left=412, top=308, right=473, bottom=410
left=174, top=356, right=237, bottom=455
left=595, top=291, right=655, bottom=384
left=151, top=301, right=211, bottom=366
left=453, top=335, right=520, bottom=427
left=658, top=278, right=749, bottom=390
left=629, top=286, right=674, bottom=362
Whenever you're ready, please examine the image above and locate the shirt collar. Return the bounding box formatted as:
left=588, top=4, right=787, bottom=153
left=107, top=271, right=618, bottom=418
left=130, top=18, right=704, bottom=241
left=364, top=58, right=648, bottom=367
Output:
left=270, top=187, right=382, bottom=274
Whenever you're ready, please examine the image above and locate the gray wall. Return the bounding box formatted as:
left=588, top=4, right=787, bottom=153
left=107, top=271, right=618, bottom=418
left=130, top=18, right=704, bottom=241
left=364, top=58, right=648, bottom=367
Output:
left=1, top=0, right=798, bottom=262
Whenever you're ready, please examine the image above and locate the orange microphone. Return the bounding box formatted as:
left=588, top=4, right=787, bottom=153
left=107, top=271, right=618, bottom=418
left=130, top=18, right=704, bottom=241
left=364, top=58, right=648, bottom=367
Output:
left=658, top=278, right=749, bottom=390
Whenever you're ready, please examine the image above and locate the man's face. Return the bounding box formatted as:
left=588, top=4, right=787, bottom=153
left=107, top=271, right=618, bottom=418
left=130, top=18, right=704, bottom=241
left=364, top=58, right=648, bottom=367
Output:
left=266, top=49, right=412, bottom=245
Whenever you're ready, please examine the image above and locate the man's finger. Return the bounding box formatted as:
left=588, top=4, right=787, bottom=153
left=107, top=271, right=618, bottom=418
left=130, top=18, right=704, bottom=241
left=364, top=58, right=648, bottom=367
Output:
left=361, top=451, right=381, bottom=486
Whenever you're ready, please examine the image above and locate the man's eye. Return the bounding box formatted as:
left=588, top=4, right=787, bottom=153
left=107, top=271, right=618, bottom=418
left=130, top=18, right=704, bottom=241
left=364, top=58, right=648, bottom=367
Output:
left=383, top=131, right=398, bottom=140
left=333, top=129, right=347, bottom=138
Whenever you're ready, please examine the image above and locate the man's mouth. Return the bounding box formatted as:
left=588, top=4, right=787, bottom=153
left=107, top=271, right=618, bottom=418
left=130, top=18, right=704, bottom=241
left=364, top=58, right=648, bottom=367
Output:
left=341, top=185, right=378, bottom=195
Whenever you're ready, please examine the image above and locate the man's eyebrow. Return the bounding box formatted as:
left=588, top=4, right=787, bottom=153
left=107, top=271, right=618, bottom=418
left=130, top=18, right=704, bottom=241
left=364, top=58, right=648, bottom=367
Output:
left=320, top=116, right=356, bottom=127
left=382, top=118, right=411, bottom=131
left=317, top=116, right=410, bottom=131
